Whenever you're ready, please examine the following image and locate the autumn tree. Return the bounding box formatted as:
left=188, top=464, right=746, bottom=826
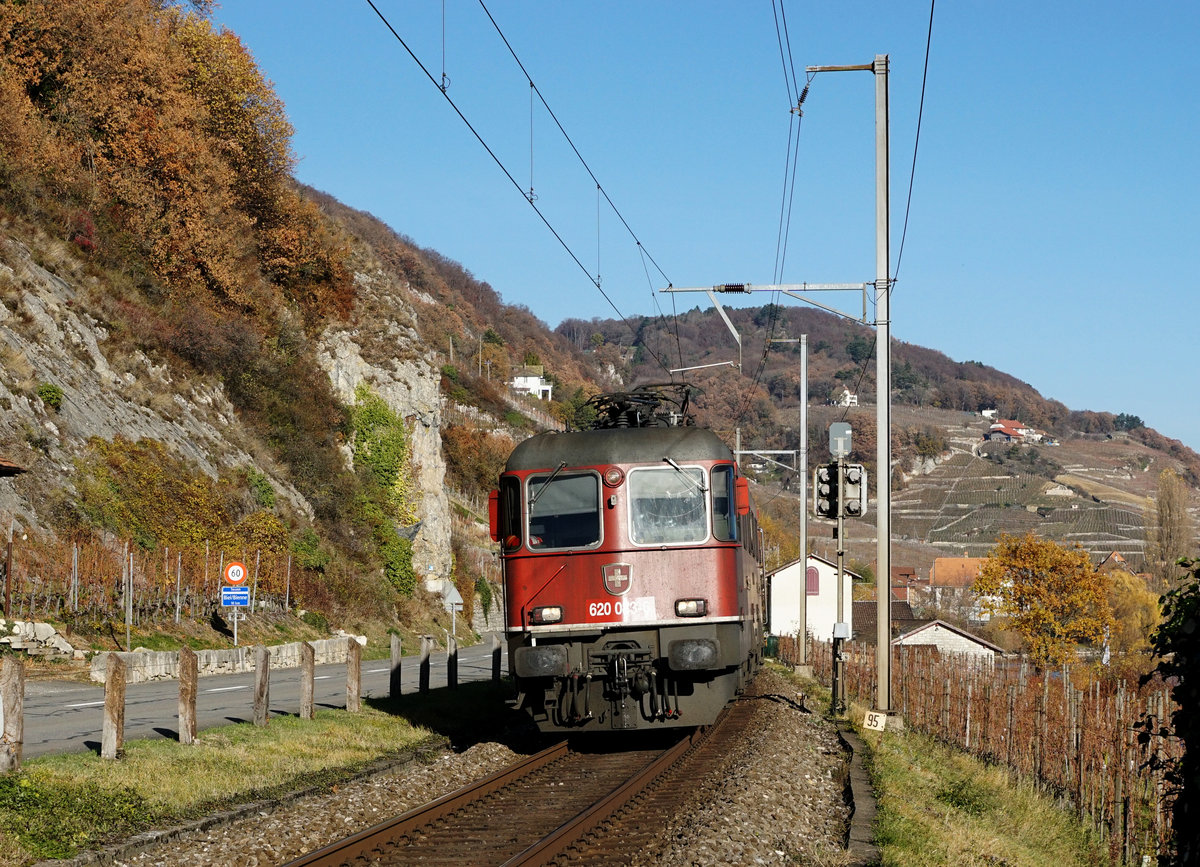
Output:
left=1104, top=568, right=1160, bottom=671
left=974, top=533, right=1113, bottom=670
left=1147, top=468, right=1195, bottom=590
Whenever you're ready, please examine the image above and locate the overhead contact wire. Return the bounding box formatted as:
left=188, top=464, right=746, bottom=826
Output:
left=840, top=0, right=936, bottom=424
left=365, top=0, right=673, bottom=374
left=477, top=0, right=673, bottom=290
left=894, top=0, right=935, bottom=283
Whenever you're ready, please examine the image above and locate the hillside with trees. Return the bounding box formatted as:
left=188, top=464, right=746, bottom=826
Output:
left=0, top=0, right=1196, bottom=654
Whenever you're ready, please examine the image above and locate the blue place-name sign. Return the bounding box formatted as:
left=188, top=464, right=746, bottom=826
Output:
left=221, top=586, right=250, bottom=607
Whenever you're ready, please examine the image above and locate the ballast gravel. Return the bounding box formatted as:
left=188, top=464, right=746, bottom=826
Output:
left=60, top=669, right=852, bottom=867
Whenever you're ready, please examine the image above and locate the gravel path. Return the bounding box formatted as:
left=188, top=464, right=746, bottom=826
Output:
left=46, top=669, right=855, bottom=867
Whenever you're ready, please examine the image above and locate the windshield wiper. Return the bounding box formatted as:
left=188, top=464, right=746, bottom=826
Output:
left=662, top=457, right=708, bottom=493
left=529, top=461, right=568, bottom=508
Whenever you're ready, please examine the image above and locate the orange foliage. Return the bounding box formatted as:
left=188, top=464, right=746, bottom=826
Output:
left=0, top=0, right=351, bottom=320
left=975, top=533, right=1114, bottom=670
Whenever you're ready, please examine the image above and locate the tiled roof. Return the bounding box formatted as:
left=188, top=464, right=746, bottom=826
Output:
left=852, top=599, right=922, bottom=644
left=931, top=557, right=986, bottom=587
left=892, top=620, right=1006, bottom=654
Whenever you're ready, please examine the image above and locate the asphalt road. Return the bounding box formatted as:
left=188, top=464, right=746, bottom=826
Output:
left=20, top=639, right=508, bottom=758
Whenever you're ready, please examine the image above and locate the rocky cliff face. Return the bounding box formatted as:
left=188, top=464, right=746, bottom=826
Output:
left=315, top=260, right=451, bottom=584
left=0, top=235, right=307, bottom=528
left=0, top=233, right=452, bottom=585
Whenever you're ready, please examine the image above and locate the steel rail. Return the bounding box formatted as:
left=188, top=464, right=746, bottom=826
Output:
left=501, top=718, right=718, bottom=866
left=282, top=739, right=570, bottom=866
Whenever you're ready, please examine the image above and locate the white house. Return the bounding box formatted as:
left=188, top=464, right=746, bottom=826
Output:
left=767, top=554, right=858, bottom=643
left=892, top=620, right=1005, bottom=668
left=510, top=365, right=553, bottom=400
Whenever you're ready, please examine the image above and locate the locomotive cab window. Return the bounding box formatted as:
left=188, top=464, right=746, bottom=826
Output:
left=629, top=465, right=709, bottom=545
left=498, top=476, right=523, bottom=551
left=711, top=465, right=736, bottom=542
left=527, top=472, right=600, bottom=550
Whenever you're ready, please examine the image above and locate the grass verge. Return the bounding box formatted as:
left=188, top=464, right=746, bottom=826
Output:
left=0, top=679, right=522, bottom=866
left=772, top=666, right=1109, bottom=867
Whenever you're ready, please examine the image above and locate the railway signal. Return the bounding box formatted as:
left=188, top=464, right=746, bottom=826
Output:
left=813, top=463, right=838, bottom=518
left=843, top=464, right=868, bottom=517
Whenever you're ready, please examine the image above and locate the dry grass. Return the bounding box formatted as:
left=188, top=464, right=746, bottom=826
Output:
left=0, top=677, right=518, bottom=865
left=771, top=668, right=1109, bottom=867
left=0, top=346, right=35, bottom=392
left=1055, top=473, right=1152, bottom=510
left=860, top=712, right=1109, bottom=867
left=27, top=708, right=433, bottom=814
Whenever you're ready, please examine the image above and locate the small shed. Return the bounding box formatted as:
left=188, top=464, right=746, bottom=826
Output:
left=767, top=554, right=858, bottom=643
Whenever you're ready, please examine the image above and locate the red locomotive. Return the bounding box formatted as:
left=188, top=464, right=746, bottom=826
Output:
left=489, top=384, right=765, bottom=732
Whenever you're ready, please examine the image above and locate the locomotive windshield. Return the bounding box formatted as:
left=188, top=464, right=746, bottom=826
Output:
left=527, top=472, right=600, bottom=549
left=629, top=465, right=709, bottom=545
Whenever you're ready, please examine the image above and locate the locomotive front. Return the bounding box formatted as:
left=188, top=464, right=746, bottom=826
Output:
left=488, top=386, right=764, bottom=732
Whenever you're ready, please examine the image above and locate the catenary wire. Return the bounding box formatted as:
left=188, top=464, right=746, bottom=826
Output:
left=893, top=0, right=935, bottom=283
left=364, top=0, right=674, bottom=374
left=730, top=2, right=807, bottom=427
left=476, top=0, right=673, bottom=290
left=838, top=0, right=936, bottom=425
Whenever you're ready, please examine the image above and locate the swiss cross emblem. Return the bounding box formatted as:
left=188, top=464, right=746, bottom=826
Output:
left=602, top=563, right=632, bottom=596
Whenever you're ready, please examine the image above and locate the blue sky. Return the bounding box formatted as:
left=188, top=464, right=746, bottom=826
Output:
left=215, top=2, right=1199, bottom=453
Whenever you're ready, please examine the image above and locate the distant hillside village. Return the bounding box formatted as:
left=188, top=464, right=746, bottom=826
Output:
left=980, top=411, right=1058, bottom=445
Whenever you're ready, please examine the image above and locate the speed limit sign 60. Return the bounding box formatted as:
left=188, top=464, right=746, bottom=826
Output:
left=224, top=560, right=248, bottom=585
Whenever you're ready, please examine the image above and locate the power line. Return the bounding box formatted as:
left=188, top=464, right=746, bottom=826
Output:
left=894, top=0, right=936, bottom=283
left=475, top=1, right=674, bottom=292
left=364, top=0, right=674, bottom=374
left=839, top=0, right=936, bottom=423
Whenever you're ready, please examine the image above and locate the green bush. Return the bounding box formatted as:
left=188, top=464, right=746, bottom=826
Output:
left=245, top=468, right=276, bottom=509
left=299, top=610, right=328, bottom=632
left=0, top=774, right=150, bottom=859
left=291, top=528, right=330, bottom=572
left=475, top=576, right=493, bottom=617
left=36, top=382, right=63, bottom=411
left=380, top=533, right=415, bottom=595
left=934, top=776, right=994, bottom=817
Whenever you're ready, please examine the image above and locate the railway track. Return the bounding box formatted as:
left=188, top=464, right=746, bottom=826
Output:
left=283, top=687, right=763, bottom=866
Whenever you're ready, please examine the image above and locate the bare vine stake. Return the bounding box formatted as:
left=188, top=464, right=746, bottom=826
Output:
left=123, top=544, right=131, bottom=651
left=251, top=550, right=259, bottom=611
left=174, top=552, right=182, bottom=624
left=71, top=544, right=78, bottom=613
left=965, top=679, right=972, bottom=750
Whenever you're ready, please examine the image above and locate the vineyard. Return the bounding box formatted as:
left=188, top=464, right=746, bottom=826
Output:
left=780, top=637, right=1181, bottom=865
left=891, top=444, right=1150, bottom=565
left=2, top=535, right=307, bottom=633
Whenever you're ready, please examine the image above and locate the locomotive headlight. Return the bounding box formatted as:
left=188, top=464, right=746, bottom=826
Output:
left=603, top=467, right=625, bottom=487
left=530, top=605, right=563, bottom=624
left=675, top=598, right=707, bottom=617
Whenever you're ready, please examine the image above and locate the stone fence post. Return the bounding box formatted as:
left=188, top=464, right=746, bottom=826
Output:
left=300, top=641, right=315, bottom=720
left=389, top=634, right=402, bottom=698
left=253, top=646, right=270, bottom=727
left=346, top=637, right=361, bottom=713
